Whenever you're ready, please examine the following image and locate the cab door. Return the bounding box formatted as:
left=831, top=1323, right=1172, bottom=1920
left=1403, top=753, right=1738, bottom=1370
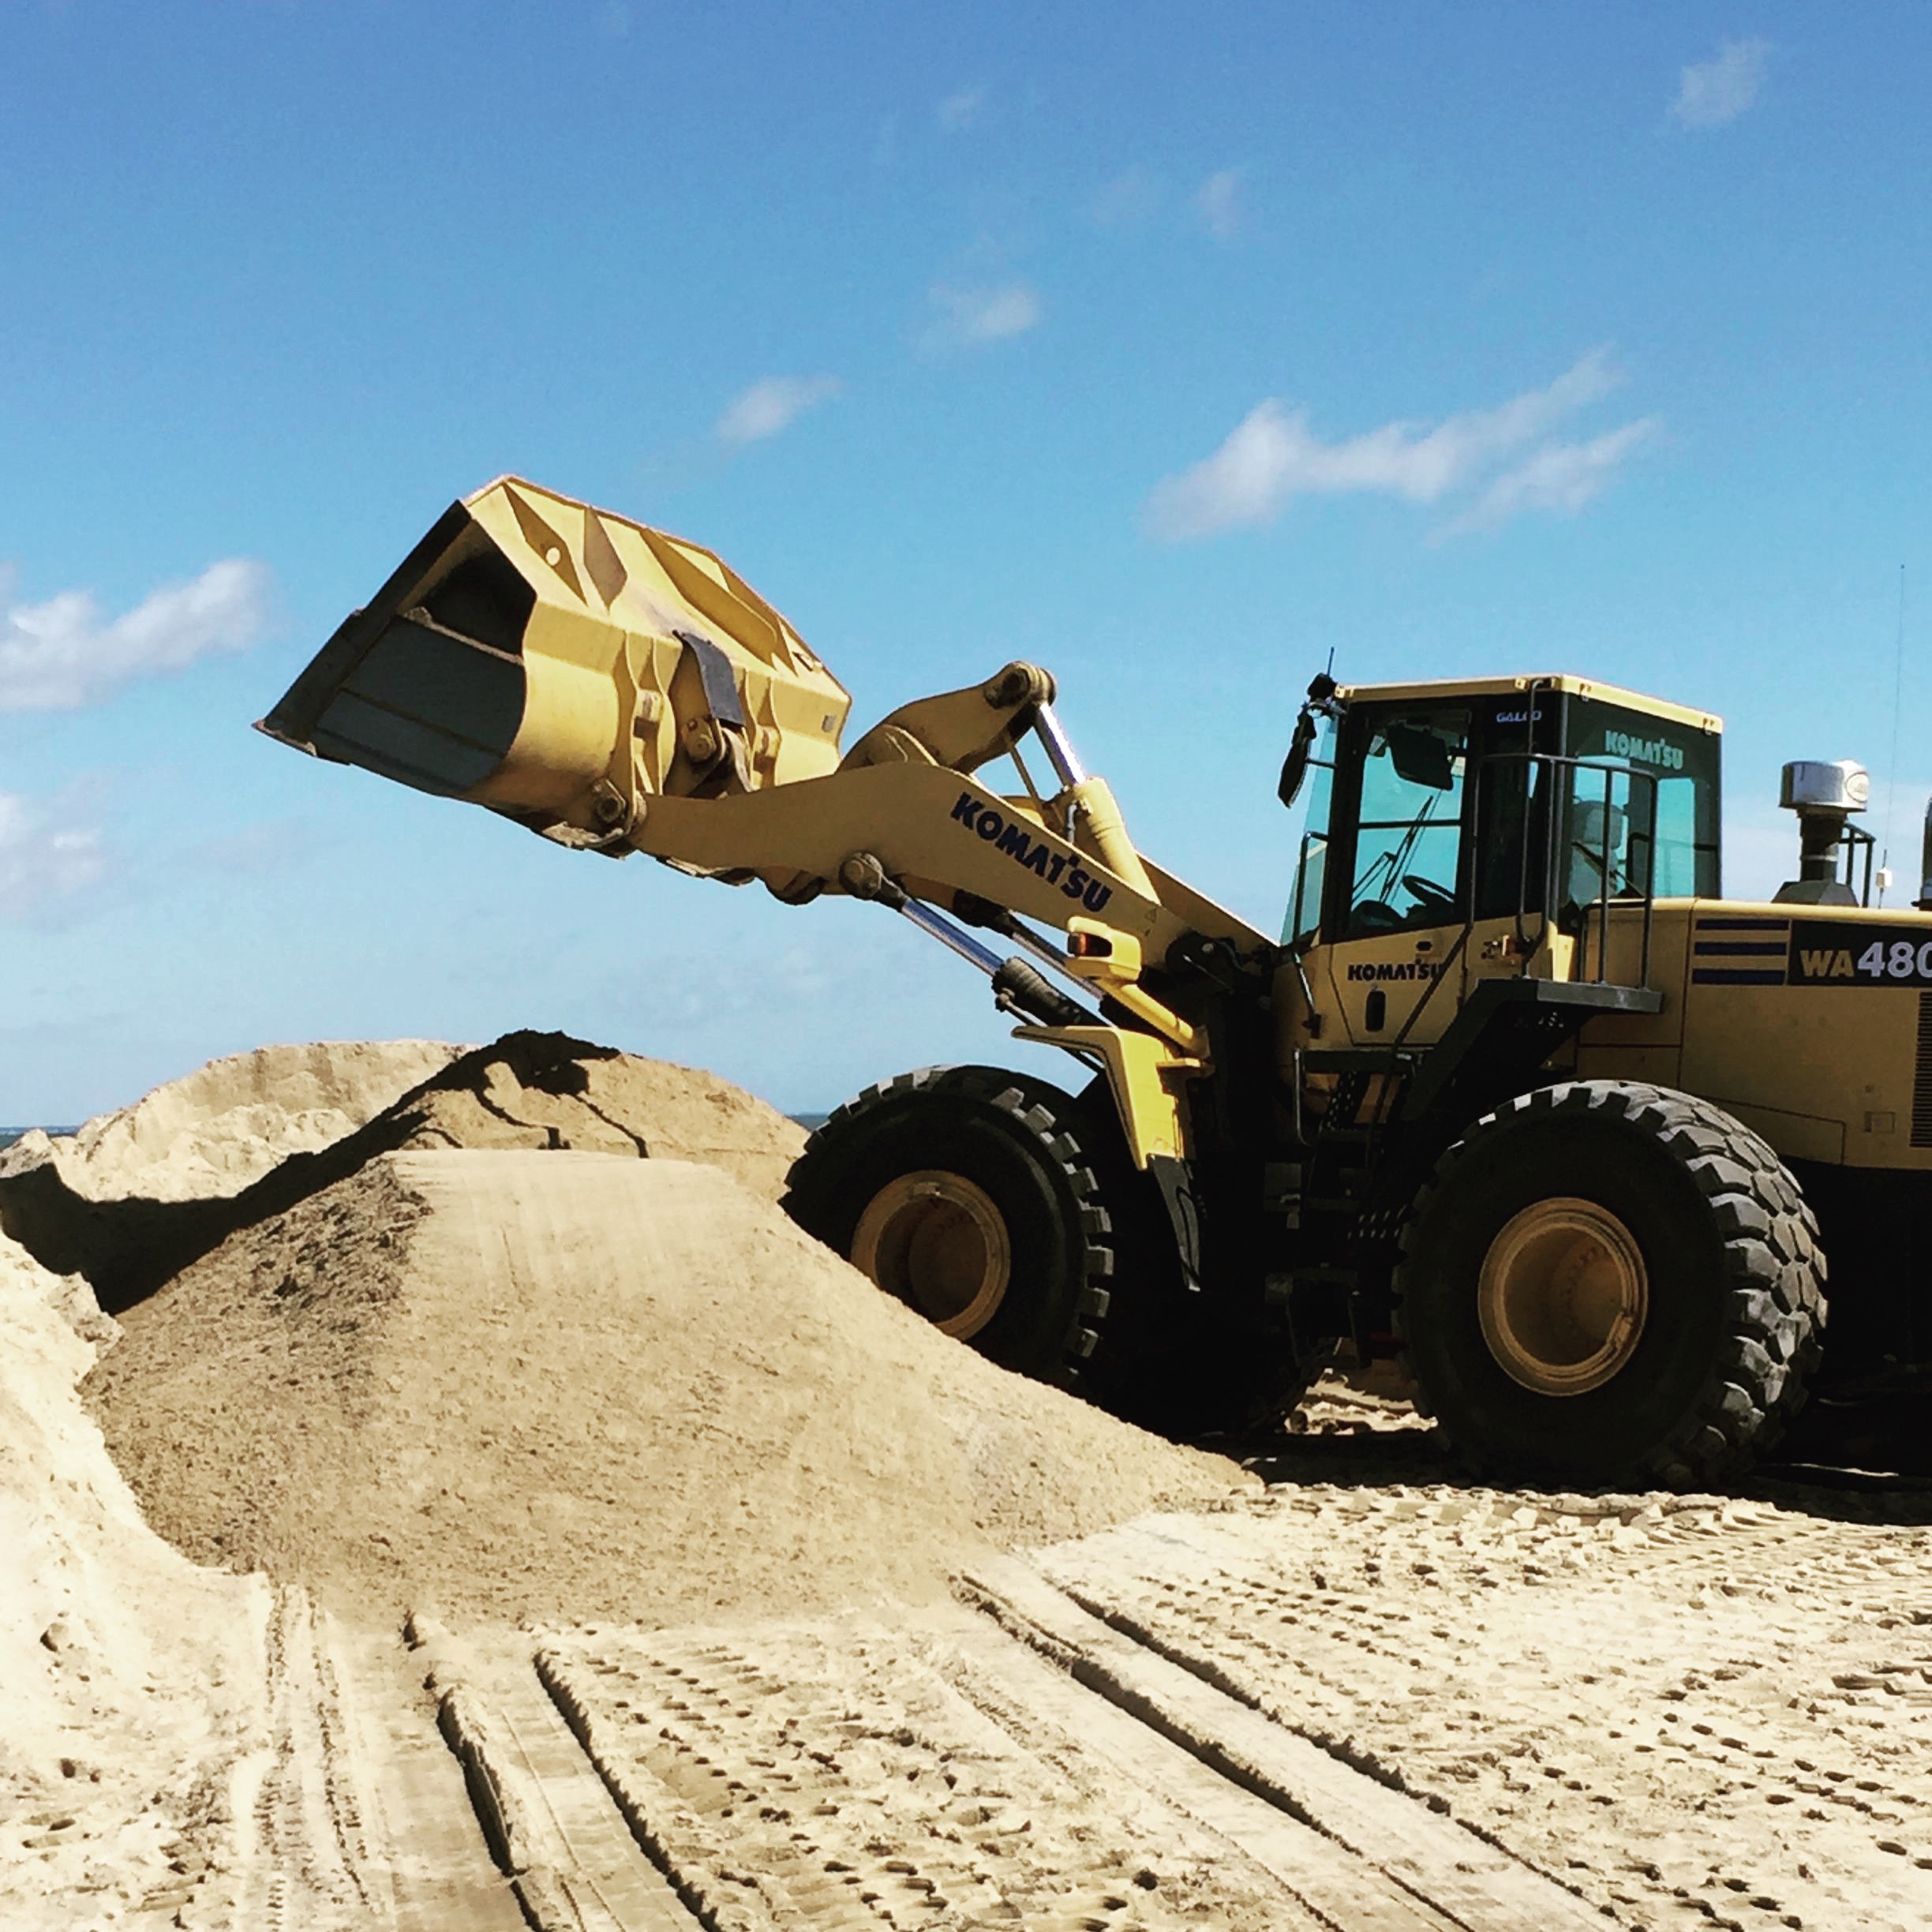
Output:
left=1306, top=705, right=1472, bottom=1046
left=1458, top=746, right=1574, bottom=1002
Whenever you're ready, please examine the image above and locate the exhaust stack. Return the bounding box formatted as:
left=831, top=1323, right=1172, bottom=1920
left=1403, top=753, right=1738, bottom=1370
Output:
left=1773, top=759, right=1869, bottom=907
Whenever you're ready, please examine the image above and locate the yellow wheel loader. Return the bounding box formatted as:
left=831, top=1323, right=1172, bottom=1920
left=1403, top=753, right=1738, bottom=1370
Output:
left=263, top=477, right=1925, bottom=1485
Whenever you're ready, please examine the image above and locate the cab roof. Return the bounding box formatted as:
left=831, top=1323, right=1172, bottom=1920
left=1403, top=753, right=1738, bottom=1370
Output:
left=1331, top=672, right=1721, bottom=736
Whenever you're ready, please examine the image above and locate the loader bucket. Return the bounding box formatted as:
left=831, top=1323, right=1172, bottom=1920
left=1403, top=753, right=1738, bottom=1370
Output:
left=258, top=477, right=851, bottom=842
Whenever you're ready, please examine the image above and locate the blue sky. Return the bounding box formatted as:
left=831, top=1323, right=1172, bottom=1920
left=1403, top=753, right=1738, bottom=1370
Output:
left=3, top=2, right=1928, bottom=1121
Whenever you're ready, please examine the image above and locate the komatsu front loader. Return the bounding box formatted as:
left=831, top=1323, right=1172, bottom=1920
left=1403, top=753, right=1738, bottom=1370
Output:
left=261, top=477, right=1930, bottom=1486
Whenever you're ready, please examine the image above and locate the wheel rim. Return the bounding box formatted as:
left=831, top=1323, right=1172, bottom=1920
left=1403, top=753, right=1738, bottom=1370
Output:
left=851, top=1170, right=1012, bottom=1339
left=1477, top=1196, right=1649, bottom=1396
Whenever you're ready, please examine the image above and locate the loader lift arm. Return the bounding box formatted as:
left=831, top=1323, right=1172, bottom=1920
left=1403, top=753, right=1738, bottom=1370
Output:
left=258, top=477, right=1273, bottom=1189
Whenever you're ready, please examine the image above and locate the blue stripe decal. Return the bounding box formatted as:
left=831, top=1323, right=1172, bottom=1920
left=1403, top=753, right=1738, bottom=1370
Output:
left=1692, top=968, right=1788, bottom=986
left=1693, top=941, right=1788, bottom=957
left=1694, top=918, right=1792, bottom=932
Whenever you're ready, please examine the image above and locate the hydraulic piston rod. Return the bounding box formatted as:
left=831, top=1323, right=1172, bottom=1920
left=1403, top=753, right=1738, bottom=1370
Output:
left=837, top=852, right=1092, bottom=1030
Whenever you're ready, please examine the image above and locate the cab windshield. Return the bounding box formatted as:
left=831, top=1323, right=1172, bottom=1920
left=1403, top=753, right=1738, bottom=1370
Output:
left=1345, top=710, right=1469, bottom=935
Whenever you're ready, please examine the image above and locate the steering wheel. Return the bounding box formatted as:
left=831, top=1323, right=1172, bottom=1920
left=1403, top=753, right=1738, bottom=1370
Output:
left=1571, top=841, right=1631, bottom=896
left=1402, top=874, right=1458, bottom=920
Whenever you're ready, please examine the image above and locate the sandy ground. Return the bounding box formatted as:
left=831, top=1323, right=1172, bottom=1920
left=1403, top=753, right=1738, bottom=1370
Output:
left=77, top=1470, right=1916, bottom=1932
left=1043, top=1484, right=1932, bottom=1931
left=9, top=1039, right=1932, bottom=1928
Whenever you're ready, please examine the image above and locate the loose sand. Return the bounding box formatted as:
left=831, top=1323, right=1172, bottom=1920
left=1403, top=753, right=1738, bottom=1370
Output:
left=0, top=1029, right=804, bottom=1211
left=11, top=1034, right=1241, bottom=1922
left=373, top=1031, right=808, bottom=1200
left=0, top=1030, right=809, bottom=1311
left=85, top=1149, right=1247, bottom=1624
left=0, top=1039, right=466, bottom=1202
left=0, top=1230, right=271, bottom=1931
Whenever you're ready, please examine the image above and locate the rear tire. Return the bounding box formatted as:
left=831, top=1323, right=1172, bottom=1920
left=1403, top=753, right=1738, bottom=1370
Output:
left=781, top=1066, right=1114, bottom=1383
left=1395, top=1081, right=1825, bottom=1488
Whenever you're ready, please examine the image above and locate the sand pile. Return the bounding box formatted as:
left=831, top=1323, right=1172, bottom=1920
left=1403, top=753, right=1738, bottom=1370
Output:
left=86, top=1149, right=1247, bottom=1625
left=0, top=1230, right=269, bottom=1928
left=0, top=1039, right=465, bottom=1202
left=0, top=1030, right=807, bottom=1311
left=369, top=1030, right=807, bottom=1198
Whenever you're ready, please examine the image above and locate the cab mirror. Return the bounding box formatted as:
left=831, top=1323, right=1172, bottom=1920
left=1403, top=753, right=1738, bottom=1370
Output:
left=1278, top=671, right=1340, bottom=808
left=1386, top=722, right=1454, bottom=791
left=1277, top=706, right=1318, bottom=808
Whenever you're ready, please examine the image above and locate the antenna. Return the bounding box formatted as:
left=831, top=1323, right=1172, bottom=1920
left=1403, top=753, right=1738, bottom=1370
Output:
left=1879, top=564, right=1907, bottom=904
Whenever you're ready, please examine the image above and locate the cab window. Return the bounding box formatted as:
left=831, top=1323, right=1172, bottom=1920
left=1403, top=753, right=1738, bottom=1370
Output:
left=1564, top=698, right=1720, bottom=904
left=1346, top=710, right=1470, bottom=935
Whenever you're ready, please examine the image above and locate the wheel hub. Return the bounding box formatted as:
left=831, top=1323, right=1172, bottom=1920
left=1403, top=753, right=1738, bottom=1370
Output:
left=851, top=1170, right=1012, bottom=1339
left=1477, top=1196, right=1649, bottom=1396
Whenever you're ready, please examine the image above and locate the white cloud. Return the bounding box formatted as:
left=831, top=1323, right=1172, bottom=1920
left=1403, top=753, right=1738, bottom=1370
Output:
left=1194, top=167, right=1242, bottom=241
left=1091, top=166, right=1160, bottom=229
left=923, top=281, right=1042, bottom=352
left=1671, top=38, right=1769, bottom=128
left=936, top=86, right=985, bottom=133
left=0, top=791, right=105, bottom=919
left=715, top=374, right=843, bottom=447
left=1432, top=419, right=1661, bottom=539
left=1146, top=349, right=1635, bottom=540
left=0, top=560, right=271, bottom=713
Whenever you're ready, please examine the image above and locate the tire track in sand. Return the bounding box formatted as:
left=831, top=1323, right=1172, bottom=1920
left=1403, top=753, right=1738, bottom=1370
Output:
left=414, top=1617, right=705, bottom=1932
left=534, top=1607, right=1326, bottom=1930
left=1038, top=1491, right=1932, bottom=1931
left=524, top=1590, right=1612, bottom=1931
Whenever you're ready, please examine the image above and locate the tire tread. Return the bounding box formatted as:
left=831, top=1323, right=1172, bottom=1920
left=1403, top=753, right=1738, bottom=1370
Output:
left=1395, top=1080, right=1828, bottom=1487
left=782, top=1064, right=1115, bottom=1383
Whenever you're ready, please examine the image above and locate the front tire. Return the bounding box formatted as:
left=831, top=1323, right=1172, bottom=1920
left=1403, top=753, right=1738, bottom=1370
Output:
left=1395, top=1082, right=1825, bottom=1488
left=781, top=1066, right=1114, bottom=1382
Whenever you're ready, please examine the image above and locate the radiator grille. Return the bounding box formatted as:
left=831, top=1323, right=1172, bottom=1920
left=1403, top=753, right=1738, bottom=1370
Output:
left=1913, top=990, right=1932, bottom=1147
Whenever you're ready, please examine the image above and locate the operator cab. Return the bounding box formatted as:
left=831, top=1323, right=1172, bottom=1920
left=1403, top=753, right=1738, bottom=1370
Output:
left=1283, top=675, right=1723, bottom=951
